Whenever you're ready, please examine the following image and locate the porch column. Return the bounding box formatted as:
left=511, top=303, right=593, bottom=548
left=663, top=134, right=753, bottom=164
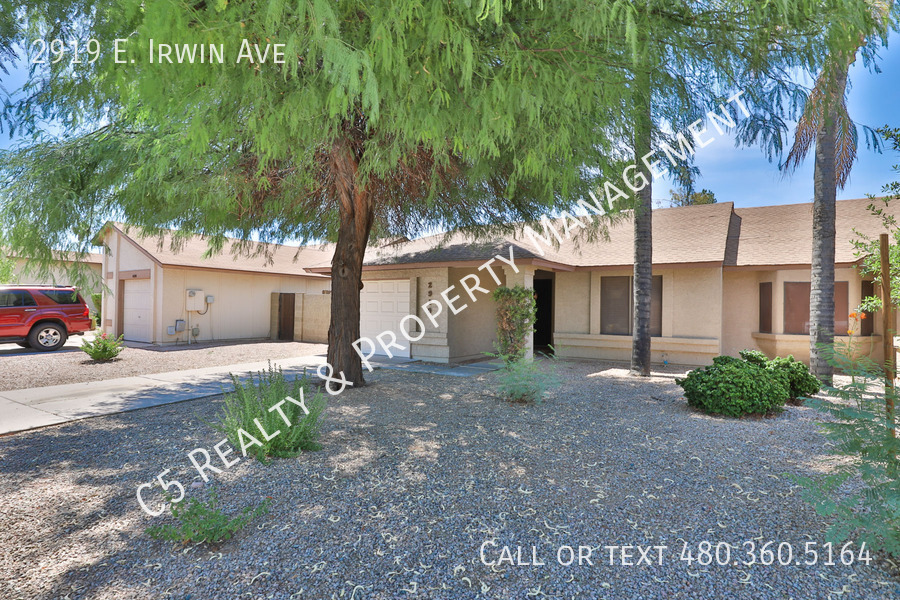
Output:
left=502, top=265, right=536, bottom=360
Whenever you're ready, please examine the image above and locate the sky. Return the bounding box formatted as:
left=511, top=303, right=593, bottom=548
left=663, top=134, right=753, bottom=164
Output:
left=2, top=32, right=900, bottom=213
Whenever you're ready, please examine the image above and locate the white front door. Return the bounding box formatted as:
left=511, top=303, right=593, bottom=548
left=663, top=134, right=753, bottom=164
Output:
left=359, top=279, right=411, bottom=358
left=123, top=278, right=152, bottom=342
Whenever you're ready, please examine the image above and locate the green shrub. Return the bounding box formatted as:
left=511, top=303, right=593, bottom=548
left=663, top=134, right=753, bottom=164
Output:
left=496, top=355, right=559, bottom=404
left=795, top=347, right=900, bottom=558
left=146, top=491, right=269, bottom=545
left=90, top=292, right=102, bottom=323
left=738, top=348, right=769, bottom=367
left=215, top=363, right=326, bottom=461
left=80, top=332, right=125, bottom=361
left=676, top=356, right=789, bottom=417
left=492, top=285, right=537, bottom=363
left=768, top=355, right=821, bottom=404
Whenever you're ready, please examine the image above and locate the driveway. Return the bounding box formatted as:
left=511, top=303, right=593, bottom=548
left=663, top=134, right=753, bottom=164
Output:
left=0, top=337, right=328, bottom=392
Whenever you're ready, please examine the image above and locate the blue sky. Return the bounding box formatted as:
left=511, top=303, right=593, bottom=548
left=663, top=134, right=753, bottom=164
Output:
left=2, top=32, right=900, bottom=211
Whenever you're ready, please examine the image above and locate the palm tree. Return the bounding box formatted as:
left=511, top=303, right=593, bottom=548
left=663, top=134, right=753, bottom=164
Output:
left=784, top=2, right=892, bottom=385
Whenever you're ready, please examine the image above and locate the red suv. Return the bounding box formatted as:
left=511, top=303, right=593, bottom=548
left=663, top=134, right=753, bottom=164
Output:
left=0, top=285, right=94, bottom=351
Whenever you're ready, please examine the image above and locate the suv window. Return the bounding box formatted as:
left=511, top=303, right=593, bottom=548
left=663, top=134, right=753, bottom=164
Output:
left=40, top=289, right=81, bottom=305
left=0, top=290, right=37, bottom=307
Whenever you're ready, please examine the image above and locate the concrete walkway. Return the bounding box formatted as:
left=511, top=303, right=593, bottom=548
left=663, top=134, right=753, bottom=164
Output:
left=0, top=354, right=500, bottom=436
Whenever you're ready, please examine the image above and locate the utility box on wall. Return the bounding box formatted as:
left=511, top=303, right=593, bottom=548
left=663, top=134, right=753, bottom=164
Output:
left=186, top=289, right=205, bottom=311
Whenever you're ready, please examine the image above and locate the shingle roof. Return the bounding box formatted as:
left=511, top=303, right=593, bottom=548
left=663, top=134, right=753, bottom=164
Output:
left=365, top=202, right=736, bottom=269
left=104, top=223, right=332, bottom=277
left=729, top=198, right=898, bottom=267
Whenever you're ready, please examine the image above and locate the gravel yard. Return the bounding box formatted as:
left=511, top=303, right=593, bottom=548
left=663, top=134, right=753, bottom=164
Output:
left=1, top=360, right=897, bottom=600
left=0, top=340, right=326, bottom=391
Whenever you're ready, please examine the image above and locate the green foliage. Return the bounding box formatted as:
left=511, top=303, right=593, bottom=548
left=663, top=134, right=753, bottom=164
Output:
left=676, top=355, right=789, bottom=417
left=496, top=355, right=560, bottom=405
left=739, top=348, right=770, bottom=366
left=669, top=188, right=717, bottom=207
left=769, top=355, right=822, bottom=403
left=80, top=332, right=124, bottom=361
left=492, top=285, right=537, bottom=363
left=739, top=349, right=821, bottom=403
left=216, top=364, right=325, bottom=461
left=90, top=292, right=102, bottom=322
left=794, top=346, right=900, bottom=558
left=0, top=253, right=16, bottom=283
left=146, top=491, right=270, bottom=546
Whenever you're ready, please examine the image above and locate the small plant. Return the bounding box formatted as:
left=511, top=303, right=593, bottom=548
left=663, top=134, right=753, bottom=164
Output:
left=794, top=345, right=900, bottom=558
left=90, top=292, right=102, bottom=324
left=215, top=363, right=326, bottom=461
left=495, top=353, right=559, bottom=404
left=492, top=285, right=537, bottom=363
left=80, top=332, right=125, bottom=361
left=676, top=355, right=789, bottom=417
left=146, top=491, right=270, bottom=545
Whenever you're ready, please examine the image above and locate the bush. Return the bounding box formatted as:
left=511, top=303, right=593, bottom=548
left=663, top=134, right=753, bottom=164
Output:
left=738, top=348, right=769, bottom=367
left=496, top=355, right=559, bottom=404
left=80, top=332, right=125, bottom=361
left=146, top=491, right=269, bottom=545
left=676, top=356, right=789, bottom=417
left=215, top=363, right=325, bottom=461
left=739, top=349, right=820, bottom=404
left=795, top=347, right=900, bottom=558
left=492, top=285, right=537, bottom=363
left=768, top=355, right=821, bottom=404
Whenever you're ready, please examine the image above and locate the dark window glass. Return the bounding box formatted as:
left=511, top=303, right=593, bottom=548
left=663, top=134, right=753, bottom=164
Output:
left=759, top=282, right=773, bottom=333
left=601, top=276, right=630, bottom=335
left=784, top=281, right=851, bottom=335
left=650, top=275, right=663, bottom=337
left=0, top=290, right=37, bottom=307
left=40, top=289, right=80, bottom=304
left=834, top=281, right=849, bottom=334
left=861, top=280, right=875, bottom=336
left=784, top=282, right=811, bottom=334
left=601, top=276, right=663, bottom=336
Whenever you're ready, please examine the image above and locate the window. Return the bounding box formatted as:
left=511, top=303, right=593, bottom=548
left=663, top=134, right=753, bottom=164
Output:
left=40, top=289, right=80, bottom=304
left=861, top=280, right=874, bottom=336
left=783, top=281, right=849, bottom=335
left=600, top=275, right=662, bottom=336
left=759, top=282, right=772, bottom=333
left=0, top=290, right=37, bottom=308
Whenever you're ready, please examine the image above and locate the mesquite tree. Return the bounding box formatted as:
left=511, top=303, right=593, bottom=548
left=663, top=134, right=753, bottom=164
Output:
left=0, top=0, right=633, bottom=385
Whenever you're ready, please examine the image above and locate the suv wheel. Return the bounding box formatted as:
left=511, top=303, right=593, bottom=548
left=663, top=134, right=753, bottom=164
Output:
left=28, top=323, right=67, bottom=352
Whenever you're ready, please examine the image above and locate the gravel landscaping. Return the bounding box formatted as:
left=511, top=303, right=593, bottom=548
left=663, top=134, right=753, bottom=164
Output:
left=1, top=360, right=898, bottom=600
left=0, top=340, right=326, bottom=391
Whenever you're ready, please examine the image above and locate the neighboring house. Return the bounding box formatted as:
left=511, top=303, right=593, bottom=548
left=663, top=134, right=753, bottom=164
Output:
left=7, top=252, right=104, bottom=311
left=305, top=198, right=895, bottom=366
left=94, top=223, right=332, bottom=344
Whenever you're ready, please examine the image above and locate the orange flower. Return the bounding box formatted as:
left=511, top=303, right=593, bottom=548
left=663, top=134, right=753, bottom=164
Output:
left=847, top=329, right=854, bottom=336
left=849, top=312, right=858, bottom=319
left=861, top=313, right=867, bottom=319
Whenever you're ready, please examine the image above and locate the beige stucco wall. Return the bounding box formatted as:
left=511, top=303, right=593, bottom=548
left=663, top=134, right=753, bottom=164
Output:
left=160, top=268, right=328, bottom=343
left=553, top=266, right=723, bottom=366
left=294, top=293, right=330, bottom=343
left=100, top=231, right=160, bottom=338
left=447, top=266, right=503, bottom=361
left=721, top=266, right=885, bottom=365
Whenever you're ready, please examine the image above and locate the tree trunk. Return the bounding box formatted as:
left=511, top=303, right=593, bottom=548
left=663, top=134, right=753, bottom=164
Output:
left=326, top=137, right=374, bottom=388
left=809, top=64, right=848, bottom=386
left=631, top=66, right=652, bottom=377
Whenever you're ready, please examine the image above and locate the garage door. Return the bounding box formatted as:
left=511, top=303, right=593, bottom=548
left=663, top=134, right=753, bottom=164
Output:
left=359, top=279, right=411, bottom=358
left=123, top=278, right=152, bottom=342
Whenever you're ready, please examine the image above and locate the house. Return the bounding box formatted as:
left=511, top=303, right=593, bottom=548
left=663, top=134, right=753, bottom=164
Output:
left=94, top=223, right=333, bottom=344
left=303, top=197, right=895, bottom=366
